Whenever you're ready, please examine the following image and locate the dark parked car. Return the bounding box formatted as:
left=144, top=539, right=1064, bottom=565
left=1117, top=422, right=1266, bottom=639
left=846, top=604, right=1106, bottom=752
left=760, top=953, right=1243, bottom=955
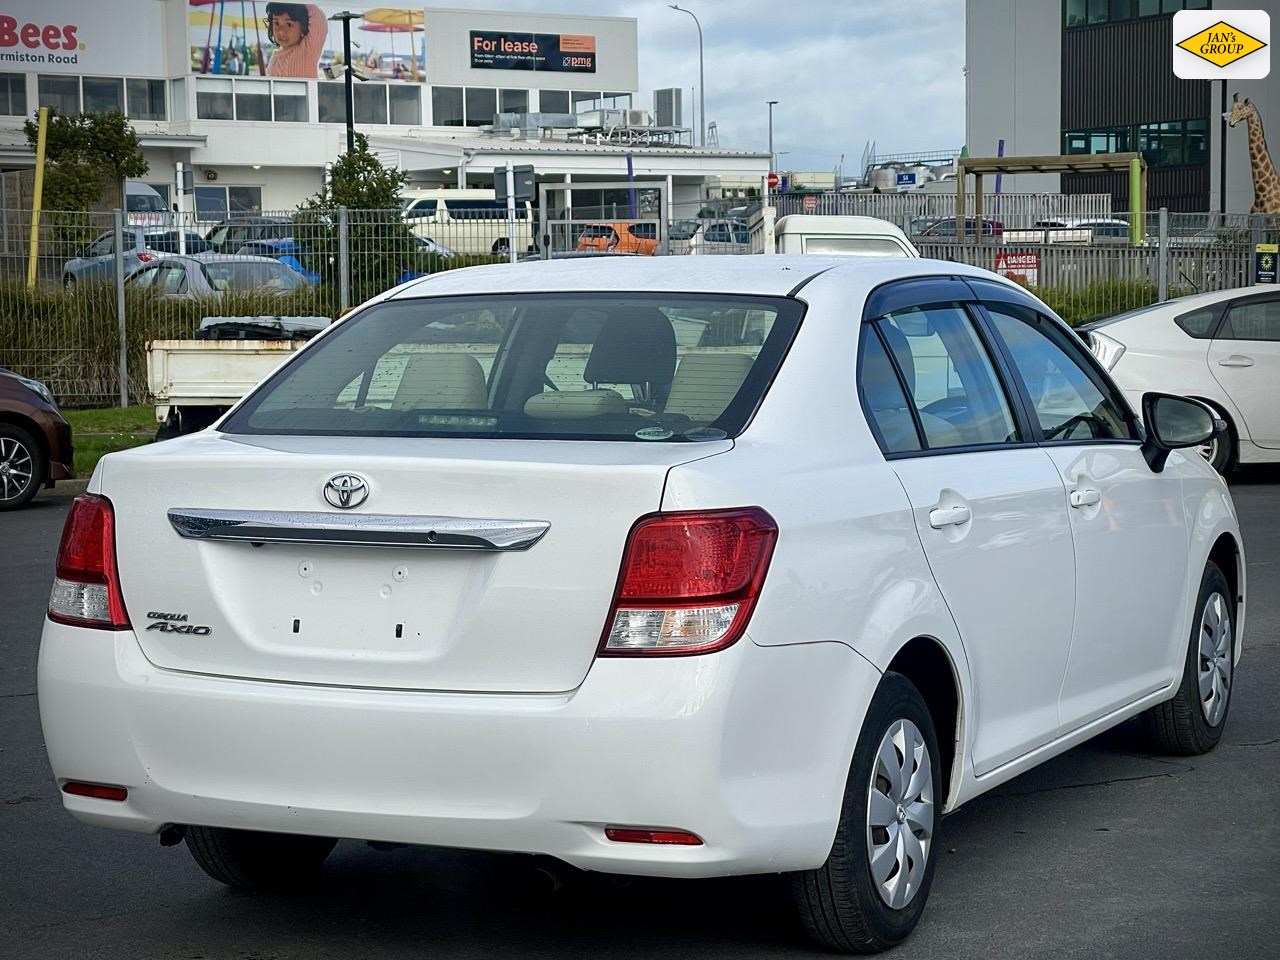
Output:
left=0, top=368, right=73, bottom=510
left=205, top=217, right=293, bottom=254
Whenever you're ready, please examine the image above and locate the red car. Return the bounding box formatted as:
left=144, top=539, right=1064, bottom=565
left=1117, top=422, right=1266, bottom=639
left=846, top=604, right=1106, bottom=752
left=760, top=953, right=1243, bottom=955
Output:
left=0, top=368, right=73, bottom=510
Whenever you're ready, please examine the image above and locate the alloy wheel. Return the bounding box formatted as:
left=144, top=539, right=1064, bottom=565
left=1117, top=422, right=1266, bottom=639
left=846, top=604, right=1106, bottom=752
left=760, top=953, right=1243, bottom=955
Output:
left=866, top=718, right=934, bottom=910
left=1195, top=436, right=1218, bottom=466
left=0, top=436, right=35, bottom=502
left=1198, top=591, right=1233, bottom=727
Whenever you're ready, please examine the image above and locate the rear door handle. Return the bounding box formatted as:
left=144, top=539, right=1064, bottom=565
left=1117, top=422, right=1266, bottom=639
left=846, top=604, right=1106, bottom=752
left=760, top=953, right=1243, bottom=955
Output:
left=928, top=505, right=972, bottom=529
left=1218, top=355, right=1254, bottom=368
left=1070, top=488, right=1101, bottom=509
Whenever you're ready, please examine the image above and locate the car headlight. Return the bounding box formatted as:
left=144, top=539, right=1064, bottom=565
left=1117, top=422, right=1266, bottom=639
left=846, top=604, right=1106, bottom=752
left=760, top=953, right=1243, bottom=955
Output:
left=18, top=376, right=55, bottom=407
left=1088, top=331, right=1126, bottom=372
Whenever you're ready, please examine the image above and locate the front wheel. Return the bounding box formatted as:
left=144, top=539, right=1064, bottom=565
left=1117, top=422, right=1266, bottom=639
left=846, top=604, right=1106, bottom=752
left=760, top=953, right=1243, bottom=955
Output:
left=791, top=673, right=941, bottom=953
left=186, top=826, right=337, bottom=891
left=0, top=424, right=44, bottom=511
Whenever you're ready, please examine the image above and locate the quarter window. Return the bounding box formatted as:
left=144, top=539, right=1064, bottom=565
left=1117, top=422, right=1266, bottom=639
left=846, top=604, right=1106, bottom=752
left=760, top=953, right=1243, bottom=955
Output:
left=858, top=326, right=922, bottom=454
left=1222, top=300, right=1280, bottom=341
left=1175, top=307, right=1218, bottom=338
left=984, top=303, right=1137, bottom=441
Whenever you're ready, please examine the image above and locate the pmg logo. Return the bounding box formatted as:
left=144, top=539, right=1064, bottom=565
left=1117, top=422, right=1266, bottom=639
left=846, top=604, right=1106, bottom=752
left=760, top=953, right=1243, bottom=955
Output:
left=1174, top=10, right=1269, bottom=79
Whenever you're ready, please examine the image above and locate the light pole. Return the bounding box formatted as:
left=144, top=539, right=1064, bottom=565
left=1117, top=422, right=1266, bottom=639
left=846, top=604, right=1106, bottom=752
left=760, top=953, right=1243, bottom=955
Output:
left=767, top=99, right=778, bottom=170
left=669, top=5, right=705, bottom=147
left=329, top=11, right=360, bottom=153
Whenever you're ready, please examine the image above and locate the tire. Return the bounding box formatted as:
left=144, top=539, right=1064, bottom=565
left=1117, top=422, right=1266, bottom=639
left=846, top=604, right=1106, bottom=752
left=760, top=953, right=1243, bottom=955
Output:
left=791, top=673, right=942, bottom=953
left=185, top=826, right=337, bottom=891
left=0, top=423, right=44, bottom=511
left=1142, top=562, right=1235, bottom=755
left=491, top=238, right=509, bottom=253
left=1195, top=408, right=1235, bottom=475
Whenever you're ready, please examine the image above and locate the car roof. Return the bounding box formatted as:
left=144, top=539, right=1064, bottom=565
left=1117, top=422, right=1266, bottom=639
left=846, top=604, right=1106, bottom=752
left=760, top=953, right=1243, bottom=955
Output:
left=386, top=255, right=1007, bottom=300
left=1086, top=285, right=1271, bottom=328
left=170, top=253, right=291, bottom=265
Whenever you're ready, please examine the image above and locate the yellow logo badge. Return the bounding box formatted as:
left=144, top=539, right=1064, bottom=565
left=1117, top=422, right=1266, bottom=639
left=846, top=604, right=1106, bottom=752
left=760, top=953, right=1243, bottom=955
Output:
left=1176, top=21, right=1267, bottom=68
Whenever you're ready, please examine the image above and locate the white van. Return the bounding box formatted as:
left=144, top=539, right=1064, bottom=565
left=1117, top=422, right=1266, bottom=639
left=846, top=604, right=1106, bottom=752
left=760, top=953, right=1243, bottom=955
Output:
left=401, top=188, right=534, bottom=256
left=774, top=215, right=919, bottom=257
left=125, top=181, right=171, bottom=227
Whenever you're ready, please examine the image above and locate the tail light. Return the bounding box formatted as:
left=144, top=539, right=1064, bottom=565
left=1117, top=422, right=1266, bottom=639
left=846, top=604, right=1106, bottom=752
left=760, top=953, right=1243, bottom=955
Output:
left=48, top=494, right=130, bottom=630
left=137, top=252, right=154, bottom=263
left=599, top=507, right=777, bottom=656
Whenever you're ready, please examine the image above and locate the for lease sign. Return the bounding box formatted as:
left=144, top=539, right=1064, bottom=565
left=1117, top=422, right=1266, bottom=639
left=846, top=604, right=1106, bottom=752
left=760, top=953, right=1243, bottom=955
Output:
left=470, top=30, right=596, bottom=73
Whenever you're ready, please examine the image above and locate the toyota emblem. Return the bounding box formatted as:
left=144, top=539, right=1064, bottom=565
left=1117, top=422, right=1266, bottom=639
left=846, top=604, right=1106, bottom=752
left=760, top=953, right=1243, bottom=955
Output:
left=324, top=473, right=369, bottom=509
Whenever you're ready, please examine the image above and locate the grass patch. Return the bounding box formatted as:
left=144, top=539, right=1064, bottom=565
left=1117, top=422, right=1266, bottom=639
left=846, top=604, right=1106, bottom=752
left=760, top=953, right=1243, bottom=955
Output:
left=65, top=406, right=155, bottom=476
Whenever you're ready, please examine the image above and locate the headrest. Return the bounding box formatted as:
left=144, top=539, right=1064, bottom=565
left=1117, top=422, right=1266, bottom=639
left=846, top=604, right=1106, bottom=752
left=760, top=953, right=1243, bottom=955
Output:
left=583, top=307, right=677, bottom=393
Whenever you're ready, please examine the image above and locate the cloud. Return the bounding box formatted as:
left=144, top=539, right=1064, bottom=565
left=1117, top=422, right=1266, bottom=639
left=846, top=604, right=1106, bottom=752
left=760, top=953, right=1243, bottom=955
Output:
left=429, top=0, right=965, bottom=172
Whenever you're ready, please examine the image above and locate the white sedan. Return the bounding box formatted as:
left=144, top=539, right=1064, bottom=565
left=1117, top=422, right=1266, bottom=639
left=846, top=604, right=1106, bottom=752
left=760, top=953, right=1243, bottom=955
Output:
left=1083, top=286, right=1280, bottom=472
left=39, top=257, right=1244, bottom=953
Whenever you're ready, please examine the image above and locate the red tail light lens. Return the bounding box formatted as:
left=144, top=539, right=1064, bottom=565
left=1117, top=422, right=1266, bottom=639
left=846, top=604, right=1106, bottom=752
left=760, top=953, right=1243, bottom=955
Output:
left=136, top=252, right=154, bottom=263
left=605, top=826, right=703, bottom=845
left=48, top=494, right=130, bottom=630
left=599, top=507, right=777, bottom=656
left=62, top=781, right=129, bottom=802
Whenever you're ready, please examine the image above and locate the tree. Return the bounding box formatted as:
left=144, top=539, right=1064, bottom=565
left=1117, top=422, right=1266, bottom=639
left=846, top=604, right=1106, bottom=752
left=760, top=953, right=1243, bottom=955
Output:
left=24, top=109, right=148, bottom=212
left=293, top=133, right=420, bottom=303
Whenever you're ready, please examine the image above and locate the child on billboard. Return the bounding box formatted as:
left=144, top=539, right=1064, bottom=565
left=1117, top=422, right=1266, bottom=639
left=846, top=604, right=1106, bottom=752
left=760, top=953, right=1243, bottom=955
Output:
left=264, top=3, right=328, bottom=78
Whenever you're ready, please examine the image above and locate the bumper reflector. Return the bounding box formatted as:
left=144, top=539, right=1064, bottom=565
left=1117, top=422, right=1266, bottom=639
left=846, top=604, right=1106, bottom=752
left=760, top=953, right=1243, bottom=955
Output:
left=62, top=781, right=128, bottom=802
left=605, top=826, right=703, bottom=845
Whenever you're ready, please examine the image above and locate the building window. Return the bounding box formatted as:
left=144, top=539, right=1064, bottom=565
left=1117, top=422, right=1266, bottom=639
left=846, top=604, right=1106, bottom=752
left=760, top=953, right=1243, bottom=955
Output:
left=234, top=78, right=272, bottom=121
left=432, top=86, right=463, bottom=126
left=170, top=79, right=188, bottom=121
left=126, top=79, right=166, bottom=120
left=273, top=80, right=307, bottom=122
left=1139, top=119, right=1209, bottom=166
left=389, top=85, right=420, bottom=124
left=195, top=184, right=263, bottom=220
left=0, top=73, right=25, bottom=116
left=354, top=83, right=388, bottom=124
left=572, top=90, right=602, bottom=114
left=1069, top=0, right=1209, bottom=26
left=602, top=92, right=633, bottom=110
left=465, top=87, right=497, bottom=127
left=195, top=77, right=234, bottom=120
left=38, top=75, right=80, bottom=114
left=539, top=89, right=569, bottom=114
left=318, top=82, right=344, bottom=123
left=82, top=77, right=124, bottom=114
left=500, top=89, right=528, bottom=114
left=1064, top=127, right=1131, bottom=155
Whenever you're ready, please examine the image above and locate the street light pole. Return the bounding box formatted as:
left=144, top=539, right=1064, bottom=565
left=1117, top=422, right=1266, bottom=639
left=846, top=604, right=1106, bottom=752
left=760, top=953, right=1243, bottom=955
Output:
left=767, top=99, right=778, bottom=170
left=330, top=11, right=359, bottom=153
left=669, top=5, right=705, bottom=147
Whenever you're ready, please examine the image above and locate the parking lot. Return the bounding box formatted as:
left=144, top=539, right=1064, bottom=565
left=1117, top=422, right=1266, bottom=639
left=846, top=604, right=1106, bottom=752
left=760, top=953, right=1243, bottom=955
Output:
left=3, top=472, right=1279, bottom=960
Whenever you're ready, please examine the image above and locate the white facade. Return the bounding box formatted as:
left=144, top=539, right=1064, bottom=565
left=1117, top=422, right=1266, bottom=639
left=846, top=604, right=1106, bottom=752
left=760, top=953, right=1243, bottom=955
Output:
left=0, top=0, right=767, bottom=214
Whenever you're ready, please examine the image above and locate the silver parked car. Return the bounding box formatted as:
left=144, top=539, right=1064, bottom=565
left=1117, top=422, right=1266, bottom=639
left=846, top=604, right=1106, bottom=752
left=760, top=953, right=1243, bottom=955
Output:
left=124, top=254, right=305, bottom=298
left=62, top=230, right=210, bottom=285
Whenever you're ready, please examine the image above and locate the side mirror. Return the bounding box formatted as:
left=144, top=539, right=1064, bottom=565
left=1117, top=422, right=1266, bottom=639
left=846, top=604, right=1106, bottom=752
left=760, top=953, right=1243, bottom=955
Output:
left=1142, top=392, right=1223, bottom=472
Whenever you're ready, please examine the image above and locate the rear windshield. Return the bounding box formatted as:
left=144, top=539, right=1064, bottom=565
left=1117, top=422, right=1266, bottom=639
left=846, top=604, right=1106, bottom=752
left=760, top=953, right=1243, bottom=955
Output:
left=222, top=293, right=803, bottom=441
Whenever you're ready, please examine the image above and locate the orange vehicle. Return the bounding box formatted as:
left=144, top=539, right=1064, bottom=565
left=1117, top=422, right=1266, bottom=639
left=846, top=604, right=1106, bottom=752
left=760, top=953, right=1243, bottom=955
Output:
left=574, top=221, right=660, bottom=255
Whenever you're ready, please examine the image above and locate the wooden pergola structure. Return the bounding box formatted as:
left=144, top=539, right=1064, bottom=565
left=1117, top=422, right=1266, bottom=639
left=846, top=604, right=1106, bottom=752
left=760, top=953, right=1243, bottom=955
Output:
left=956, top=153, right=1148, bottom=243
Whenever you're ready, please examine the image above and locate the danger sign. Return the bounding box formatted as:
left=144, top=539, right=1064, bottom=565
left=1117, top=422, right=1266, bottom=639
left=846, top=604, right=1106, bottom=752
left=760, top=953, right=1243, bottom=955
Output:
left=995, top=251, right=1039, bottom=288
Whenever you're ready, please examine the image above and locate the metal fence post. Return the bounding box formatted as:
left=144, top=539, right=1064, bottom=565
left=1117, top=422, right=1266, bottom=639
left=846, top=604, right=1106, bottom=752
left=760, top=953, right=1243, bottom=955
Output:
left=113, top=208, right=128, bottom=408
left=1157, top=206, right=1169, bottom=302
left=338, top=205, right=351, bottom=312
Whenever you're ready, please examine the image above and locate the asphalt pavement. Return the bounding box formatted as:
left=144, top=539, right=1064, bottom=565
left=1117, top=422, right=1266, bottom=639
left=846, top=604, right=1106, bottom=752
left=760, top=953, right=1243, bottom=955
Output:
left=3, top=473, right=1279, bottom=960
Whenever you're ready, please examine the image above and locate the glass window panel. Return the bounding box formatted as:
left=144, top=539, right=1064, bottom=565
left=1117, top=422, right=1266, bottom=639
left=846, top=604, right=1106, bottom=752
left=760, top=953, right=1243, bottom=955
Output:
left=539, top=89, right=569, bottom=113
left=572, top=90, right=601, bottom=112
left=317, top=81, right=345, bottom=123
left=227, top=186, right=263, bottom=215
left=432, top=86, right=463, bottom=126
left=877, top=306, right=1020, bottom=449
left=1138, top=0, right=1160, bottom=13
left=126, top=78, right=166, bottom=120
left=354, top=83, right=388, bottom=123
left=499, top=88, right=528, bottom=113
left=389, top=84, right=421, bottom=124
left=602, top=92, right=632, bottom=110
left=859, top=326, right=922, bottom=454
left=1088, top=0, right=1109, bottom=22
left=148, top=183, right=171, bottom=208
left=272, top=80, right=307, bottom=122
left=1110, top=0, right=1131, bottom=20
left=234, top=78, right=271, bottom=121
left=170, top=78, right=188, bottom=121
left=986, top=304, right=1136, bottom=440
left=194, top=186, right=229, bottom=220
left=1066, top=0, right=1088, bottom=25
left=195, top=77, right=234, bottom=120
left=0, top=73, right=24, bottom=116
left=82, top=77, right=123, bottom=114
left=1223, top=300, right=1280, bottom=341
left=465, top=87, right=497, bottom=127
left=38, top=75, right=80, bottom=114
left=1175, top=308, right=1217, bottom=338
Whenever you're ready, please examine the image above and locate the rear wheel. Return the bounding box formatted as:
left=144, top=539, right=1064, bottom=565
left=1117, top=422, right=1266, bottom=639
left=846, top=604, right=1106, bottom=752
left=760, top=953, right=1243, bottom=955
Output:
left=791, top=673, right=941, bottom=953
left=1195, top=418, right=1235, bottom=474
left=1142, top=562, right=1235, bottom=755
left=0, top=424, right=43, bottom=511
left=185, top=826, right=337, bottom=891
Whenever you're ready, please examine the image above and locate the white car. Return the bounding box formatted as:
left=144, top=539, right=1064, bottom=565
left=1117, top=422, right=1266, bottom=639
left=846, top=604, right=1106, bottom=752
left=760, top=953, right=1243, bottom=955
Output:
left=1082, top=286, right=1280, bottom=472
left=39, top=257, right=1244, bottom=953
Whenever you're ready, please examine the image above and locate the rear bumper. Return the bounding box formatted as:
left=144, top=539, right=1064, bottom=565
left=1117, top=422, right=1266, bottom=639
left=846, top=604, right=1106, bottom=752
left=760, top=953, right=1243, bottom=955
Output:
left=31, top=409, right=73, bottom=484
left=37, top=621, right=881, bottom=878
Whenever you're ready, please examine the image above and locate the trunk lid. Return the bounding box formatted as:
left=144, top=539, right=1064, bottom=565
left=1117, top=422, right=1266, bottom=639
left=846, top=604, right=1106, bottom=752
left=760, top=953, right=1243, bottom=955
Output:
left=103, top=432, right=731, bottom=692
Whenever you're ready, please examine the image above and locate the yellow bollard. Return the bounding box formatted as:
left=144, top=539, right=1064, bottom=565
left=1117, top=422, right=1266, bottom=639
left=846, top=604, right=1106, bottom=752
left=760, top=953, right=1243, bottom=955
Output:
left=26, top=106, right=48, bottom=289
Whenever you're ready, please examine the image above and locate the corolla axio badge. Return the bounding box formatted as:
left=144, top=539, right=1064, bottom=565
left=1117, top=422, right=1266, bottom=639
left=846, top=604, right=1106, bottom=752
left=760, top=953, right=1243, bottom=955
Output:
left=324, top=473, right=369, bottom=509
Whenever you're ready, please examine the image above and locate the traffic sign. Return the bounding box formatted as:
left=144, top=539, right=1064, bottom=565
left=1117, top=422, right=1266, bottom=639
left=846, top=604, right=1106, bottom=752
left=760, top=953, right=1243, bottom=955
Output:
left=803, top=194, right=817, bottom=212
left=766, top=172, right=780, bottom=189
left=896, top=172, right=917, bottom=187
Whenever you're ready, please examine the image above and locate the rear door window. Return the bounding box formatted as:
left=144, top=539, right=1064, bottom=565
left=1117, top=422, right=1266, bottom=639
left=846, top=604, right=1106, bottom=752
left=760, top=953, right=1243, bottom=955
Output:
left=1222, top=298, right=1280, bottom=341
left=223, top=294, right=803, bottom=441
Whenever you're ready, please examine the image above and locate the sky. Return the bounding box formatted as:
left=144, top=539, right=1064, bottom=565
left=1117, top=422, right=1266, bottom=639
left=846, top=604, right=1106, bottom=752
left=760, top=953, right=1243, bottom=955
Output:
left=430, top=0, right=966, bottom=173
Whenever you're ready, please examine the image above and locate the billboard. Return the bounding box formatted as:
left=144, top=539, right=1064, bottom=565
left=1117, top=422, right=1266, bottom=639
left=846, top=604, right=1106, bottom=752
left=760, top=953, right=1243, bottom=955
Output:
left=0, top=3, right=164, bottom=75
left=469, top=30, right=596, bottom=73
left=190, top=3, right=426, bottom=81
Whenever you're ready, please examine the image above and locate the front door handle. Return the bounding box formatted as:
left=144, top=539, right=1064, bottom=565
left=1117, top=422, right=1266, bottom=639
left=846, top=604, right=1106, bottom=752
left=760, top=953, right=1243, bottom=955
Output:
left=928, top=504, right=972, bottom=529
left=1218, top=355, right=1255, bottom=368
left=1070, top=488, right=1101, bottom=509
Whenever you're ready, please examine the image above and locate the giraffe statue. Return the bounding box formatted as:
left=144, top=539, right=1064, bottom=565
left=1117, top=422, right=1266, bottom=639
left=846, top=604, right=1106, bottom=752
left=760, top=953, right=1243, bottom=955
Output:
left=1227, top=93, right=1280, bottom=214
